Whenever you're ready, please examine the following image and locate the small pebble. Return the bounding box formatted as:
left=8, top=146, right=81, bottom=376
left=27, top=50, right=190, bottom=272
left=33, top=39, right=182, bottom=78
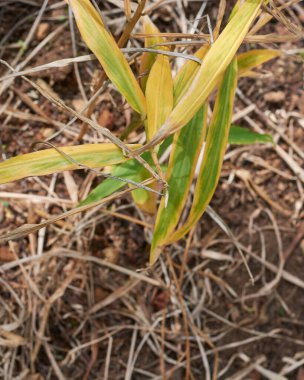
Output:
left=36, top=23, right=50, bottom=41
left=264, top=91, right=285, bottom=103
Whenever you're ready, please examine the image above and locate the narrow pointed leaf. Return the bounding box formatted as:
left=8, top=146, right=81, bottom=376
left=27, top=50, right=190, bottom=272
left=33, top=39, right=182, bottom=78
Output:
left=150, top=105, right=208, bottom=263
left=79, top=159, right=141, bottom=206
left=69, top=0, right=146, bottom=116
left=135, top=17, right=170, bottom=213
left=237, top=49, right=280, bottom=77
left=80, top=178, right=125, bottom=206
left=145, top=54, right=173, bottom=140
left=167, top=58, right=238, bottom=244
left=140, top=16, right=166, bottom=91
left=0, top=143, right=139, bottom=184
left=229, top=125, right=274, bottom=145
left=173, top=46, right=208, bottom=105
left=79, top=140, right=173, bottom=207
left=229, top=0, right=241, bottom=20
left=139, top=20, right=172, bottom=211
left=147, top=0, right=263, bottom=147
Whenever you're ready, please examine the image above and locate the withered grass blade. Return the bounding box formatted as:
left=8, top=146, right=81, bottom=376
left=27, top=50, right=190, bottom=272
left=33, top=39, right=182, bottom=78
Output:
left=124, top=0, right=132, bottom=20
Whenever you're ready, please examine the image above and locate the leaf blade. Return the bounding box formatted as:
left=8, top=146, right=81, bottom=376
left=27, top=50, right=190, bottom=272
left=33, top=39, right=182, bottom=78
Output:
left=0, top=143, right=140, bottom=184
left=139, top=16, right=166, bottom=91
left=69, top=0, right=146, bottom=116
left=167, top=58, right=238, bottom=244
left=173, top=46, right=209, bottom=105
left=150, top=104, right=208, bottom=263
left=80, top=137, right=174, bottom=207
left=229, top=125, right=274, bottom=145
left=237, top=49, right=281, bottom=77
left=147, top=0, right=263, bottom=146
left=146, top=54, right=173, bottom=140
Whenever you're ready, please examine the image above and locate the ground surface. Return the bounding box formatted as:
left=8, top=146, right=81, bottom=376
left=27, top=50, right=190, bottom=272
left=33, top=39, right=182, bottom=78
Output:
left=0, top=1, right=304, bottom=379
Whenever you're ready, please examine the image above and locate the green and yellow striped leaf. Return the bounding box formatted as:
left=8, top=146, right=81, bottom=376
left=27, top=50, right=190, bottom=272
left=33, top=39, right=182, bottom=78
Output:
left=0, top=143, right=139, bottom=184
left=173, top=46, right=209, bottom=105
left=166, top=58, right=238, bottom=245
left=69, top=0, right=146, bottom=116
left=139, top=17, right=172, bottom=211
left=79, top=157, right=158, bottom=213
left=145, top=0, right=263, bottom=148
left=79, top=159, right=141, bottom=206
left=150, top=104, right=208, bottom=263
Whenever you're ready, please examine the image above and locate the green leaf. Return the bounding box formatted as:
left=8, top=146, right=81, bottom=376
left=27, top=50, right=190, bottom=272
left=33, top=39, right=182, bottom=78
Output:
left=167, top=58, right=238, bottom=245
left=79, top=158, right=145, bottom=206
left=229, top=125, right=274, bottom=145
left=79, top=133, right=173, bottom=209
left=150, top=104, right=208, bottom=263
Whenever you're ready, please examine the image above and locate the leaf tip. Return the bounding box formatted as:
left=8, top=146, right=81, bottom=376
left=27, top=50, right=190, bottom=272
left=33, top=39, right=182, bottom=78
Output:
left=149, top=245, right=162, bottom=265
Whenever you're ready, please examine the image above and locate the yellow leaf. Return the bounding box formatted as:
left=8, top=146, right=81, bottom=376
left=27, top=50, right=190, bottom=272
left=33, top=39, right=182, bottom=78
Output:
left=69, top=0, right=146, bottom=116
left=237, top=49, right=281, bottom=77
left=142, top=0, right=263, bottom=150
left=140, top=16, right=167, bottom=91
left=145, top=54, right=173, bottom=141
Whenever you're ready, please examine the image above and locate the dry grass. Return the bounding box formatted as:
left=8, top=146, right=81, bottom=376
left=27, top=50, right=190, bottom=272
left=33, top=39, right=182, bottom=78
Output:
left=0, top=0, right=303, bottom=379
